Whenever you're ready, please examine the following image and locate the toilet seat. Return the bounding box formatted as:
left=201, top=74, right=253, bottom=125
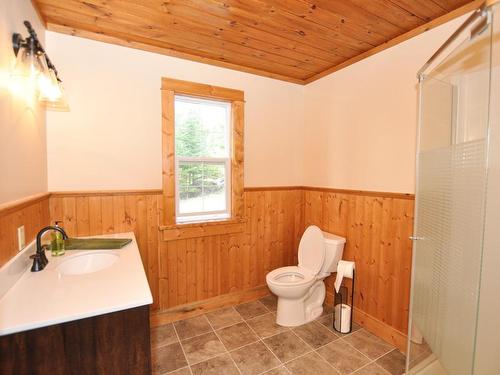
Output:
left=297, top=226, right=325, bottom=275
left=266, top=266, right=315, bottom=288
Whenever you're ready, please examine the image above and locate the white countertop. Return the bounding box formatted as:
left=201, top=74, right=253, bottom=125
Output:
left=0, top=232, right=152, bottom=336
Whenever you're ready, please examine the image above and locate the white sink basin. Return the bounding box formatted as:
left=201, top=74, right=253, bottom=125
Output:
left=57, top=252, right=119, bottom=276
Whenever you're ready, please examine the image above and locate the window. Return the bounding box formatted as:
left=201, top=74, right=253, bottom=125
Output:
left=175, top=95, right=231, bottom=222
left=160, top=78, right=244, bottom=229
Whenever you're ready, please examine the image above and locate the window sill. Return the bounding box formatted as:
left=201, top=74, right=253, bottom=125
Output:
left=159, top=218, right=246, bottom=241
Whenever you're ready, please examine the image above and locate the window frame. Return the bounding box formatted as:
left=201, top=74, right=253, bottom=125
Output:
left=160, top=77, right=244, bottom=229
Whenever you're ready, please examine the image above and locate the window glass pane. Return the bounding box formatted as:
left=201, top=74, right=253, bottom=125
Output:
left=175, top=96, right=230, bottom=158
left=178, top=161, right=227, bottom=215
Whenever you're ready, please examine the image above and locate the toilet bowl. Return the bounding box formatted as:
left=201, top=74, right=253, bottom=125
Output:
left=266, top=225, right=346, bottom=327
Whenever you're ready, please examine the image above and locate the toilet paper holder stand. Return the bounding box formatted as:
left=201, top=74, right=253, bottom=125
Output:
left=333, top=269, right=355, bottom=334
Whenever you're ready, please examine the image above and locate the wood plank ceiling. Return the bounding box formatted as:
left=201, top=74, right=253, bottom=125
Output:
left=32, top=0, right=481, bottom=84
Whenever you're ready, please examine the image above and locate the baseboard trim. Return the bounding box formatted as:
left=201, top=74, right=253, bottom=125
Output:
left=150, top=285, right=270, bottom=327
left=326, top=292, right=407, bottom=352
left=354, top=307, right=407, bottom=352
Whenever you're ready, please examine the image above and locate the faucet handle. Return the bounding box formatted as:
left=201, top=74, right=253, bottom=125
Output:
left=30, top=253, right=45, bottom=272
left=38, top=244, right=49, bottom=266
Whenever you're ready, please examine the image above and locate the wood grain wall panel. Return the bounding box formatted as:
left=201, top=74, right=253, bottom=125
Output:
left=48, top=189, right=302, bottom=313
left=303, top=189, right=414, bottom=334
left=49, top=192, right=162, bottom=311
left=0, top=194, right=51, bottom=268
left=157, top=189, right=303, bottom=310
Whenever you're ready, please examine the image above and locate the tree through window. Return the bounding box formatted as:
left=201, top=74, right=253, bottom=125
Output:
left=174, top=95, right=231, bottom=222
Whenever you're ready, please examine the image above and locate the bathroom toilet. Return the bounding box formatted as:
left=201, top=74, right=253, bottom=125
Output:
left=266, top=225, right=346, bottom=327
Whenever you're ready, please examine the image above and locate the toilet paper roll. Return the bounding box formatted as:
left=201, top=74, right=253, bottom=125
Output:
left=334, top=303, right=352, bottom=333
left=334, top=260, right=355, bottom=293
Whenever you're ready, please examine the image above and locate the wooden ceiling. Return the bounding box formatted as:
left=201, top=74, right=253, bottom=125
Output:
left=32, top=0, right=481, bottom=84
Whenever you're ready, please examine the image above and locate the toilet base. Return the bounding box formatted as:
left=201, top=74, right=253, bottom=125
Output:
left=275, top=280, right=326, bottom=327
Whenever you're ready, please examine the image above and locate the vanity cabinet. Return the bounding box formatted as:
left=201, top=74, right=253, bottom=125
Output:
left=0, top=305, right=151, bottom=375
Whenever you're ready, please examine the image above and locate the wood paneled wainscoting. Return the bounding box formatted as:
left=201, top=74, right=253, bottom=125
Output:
left=3, top=187, right=414, bottom=351
left=303, top=187, right=415, bottom=350
left=48, top=188, right=304, bottom=314
left=0, top=194, right=51, bottom=267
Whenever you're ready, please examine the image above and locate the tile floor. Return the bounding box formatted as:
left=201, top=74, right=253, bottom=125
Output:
left=151, top=295, right=406, bottom=375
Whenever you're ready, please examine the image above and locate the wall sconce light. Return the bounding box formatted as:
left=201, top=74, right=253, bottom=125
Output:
left=12, top=21, right=69, bottom=111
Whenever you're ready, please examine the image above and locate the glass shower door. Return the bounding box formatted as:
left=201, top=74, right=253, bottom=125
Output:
left=407, top=9, right=492, bottom=375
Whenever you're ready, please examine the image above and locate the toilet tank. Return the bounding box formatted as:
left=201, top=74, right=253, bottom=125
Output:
left=320, top=231, right=346, bottom=275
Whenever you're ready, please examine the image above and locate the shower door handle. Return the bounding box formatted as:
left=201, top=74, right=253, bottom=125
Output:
left=409, top=236, right=424, bottom=241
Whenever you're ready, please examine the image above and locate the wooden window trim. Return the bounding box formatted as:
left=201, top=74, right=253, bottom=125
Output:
left=160, top=78, right=244, bottom=239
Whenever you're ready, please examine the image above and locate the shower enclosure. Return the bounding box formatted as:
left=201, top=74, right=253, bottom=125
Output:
left=407, top=1, right=500, bottom=374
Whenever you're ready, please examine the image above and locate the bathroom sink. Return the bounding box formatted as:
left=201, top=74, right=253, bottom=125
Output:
left=57, top=252, right=119, bottom=276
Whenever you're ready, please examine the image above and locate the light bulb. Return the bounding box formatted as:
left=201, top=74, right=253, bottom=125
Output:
left=10, top=43, right=42, bottom=100
left=38, top=59, right=62, bottom=102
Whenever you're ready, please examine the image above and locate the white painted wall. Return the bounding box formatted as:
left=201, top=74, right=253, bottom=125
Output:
left=45, top=33, right=304, bottom=191
left=0, top=0, right=47, bottom=204
left=301, top=15, right=468, bottom=194
left=45, top=12, right=471, bottom=195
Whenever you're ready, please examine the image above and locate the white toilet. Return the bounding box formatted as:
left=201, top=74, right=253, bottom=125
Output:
left=266, top=225, right=346, bottom=327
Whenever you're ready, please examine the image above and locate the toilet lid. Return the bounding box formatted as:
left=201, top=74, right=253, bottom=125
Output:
left=298, top=225, right=325, bottom=275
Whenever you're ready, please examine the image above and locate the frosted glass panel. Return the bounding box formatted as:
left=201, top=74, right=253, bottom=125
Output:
left=412, top=139, right=487, bottom=374
left=408, top=14, right=492, bottom=375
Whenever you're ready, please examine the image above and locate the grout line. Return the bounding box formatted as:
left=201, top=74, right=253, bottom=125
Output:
left=314, top=347, right=344, bottom=374
left=171, top=322, right=194, bottom=375
left=165, top=365, right=190, bottom=375
left=205, top=313, right=243, bottom=375
left=173, top=315, right=215, bottom=342
left=244, top=317, right=284, bottom=371
left=350, top=361, right=391, bottom=375
left=205, top=306, right=244, bottom=331
left=338, top=337, right=374, bottom=362
left=342, top=330, right=397, bottom=363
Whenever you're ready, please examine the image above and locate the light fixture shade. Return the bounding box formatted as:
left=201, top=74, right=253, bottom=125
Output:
left=40, top=83, right=69, bottom=111
left=12, top=44, right=42, bottom=78
left=37, top=55, right=63, bottom=103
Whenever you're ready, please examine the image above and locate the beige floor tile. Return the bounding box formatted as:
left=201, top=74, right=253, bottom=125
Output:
left=152, top=342, right=187, bottom=374
left=259, top=295, right=278, bottom=312
left=217, top=322, right=259, bottom=350
left=167, top=367, right=191, bottom=375
left=230, top=341, right=281, bottom=375
left=292, top=321, right=338, bottom=349
left=286, top=352, right=339, bottom=375
left=343, top=329, right=394, bottom=360
left=262, top=366, right=289, bottom=375
left=316, top=340, right=370, bottom=374
left=263, top=331, right=310, bottom=362
left=235, top=300, right=269, bottom=320
left=205, top=307, right=243, bottom=330
left=246, top=312, right=288, bottom=338
left=181, top=332, right=226, bottom=365
left=353, top=363, right=391, bottom=375
left=174, top=315, right=213, bottom=340
left=376, top=349, right=406, bottom=375
left=191, top=353, right=240, bottom=375
left=151, top=323, right=178, bottom=348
